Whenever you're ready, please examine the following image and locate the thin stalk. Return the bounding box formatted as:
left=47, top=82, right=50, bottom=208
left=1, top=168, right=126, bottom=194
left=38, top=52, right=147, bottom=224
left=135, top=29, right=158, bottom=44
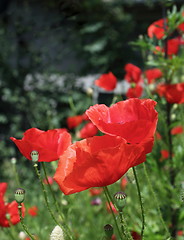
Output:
left=12, top=163, right=21, bottom=187
left=33, top=163, right=73, bottom=240
left=18, top=204, right=35, bottom=240
left=119, top=211, right=134, bottom=240
left=41, top=162, right=64, bottom=219
left=105, top=187, right=133, bottom=240
left=41, top=163, right=74, bottom=239
left=143, top=163, right=171, bottom=237
left=103, top=186, right=123, bottom=240
left=132, top=167, right=145, bottom=239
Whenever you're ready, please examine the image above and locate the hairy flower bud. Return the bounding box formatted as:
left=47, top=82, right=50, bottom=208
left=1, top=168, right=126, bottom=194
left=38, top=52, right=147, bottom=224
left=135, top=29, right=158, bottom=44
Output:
left=104, top=224, right=113, bottom=239
left=15, top=188, right=25, bottom=204
left=50, top=225, right=65, bottom=240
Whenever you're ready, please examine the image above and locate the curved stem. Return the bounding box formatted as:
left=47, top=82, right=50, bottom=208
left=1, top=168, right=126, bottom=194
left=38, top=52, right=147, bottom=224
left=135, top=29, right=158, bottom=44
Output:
left=33, top=164, right=73, bottom=240
left=103, top=186, right=123, bottom=240
left=132, top=167, right=145, bottom=239
left=18, top=204, right=35, bottom=240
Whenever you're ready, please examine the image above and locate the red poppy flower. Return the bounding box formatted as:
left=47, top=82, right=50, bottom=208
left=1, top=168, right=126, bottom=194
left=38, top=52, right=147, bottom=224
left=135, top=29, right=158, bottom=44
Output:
left=77, top=122, right=98, bottom=139
left=177, top=12, right=184, bottom=32
left=177, top=230, right=183, bottom=236
left=157, top=83, right=184, bottom=104
left=28, top=206, right=38, bottom=217
left=171, top=126, right=183, bottom=135
left=10, top=128, right=71, bottom=162
left=120, top=177, right=128, bottom=191
left=0, top=183, right=25, bottom=227
left=95, top=72, right=117, bottom=91
left=126, top=85, right=143, bottom=99
left=145, top=68, right=163, bottom=84
left=89, top=187, right=103, bottom=196
left=106, top=201, right=118, bottom=214
left=43, top=176, right=54, bottom=185
left=155, top=131, right=162, bottom=140
left=147, top=18, right=167, bottom=39
left=67, top=115, right=84, bottom=129
left=54, top=135, right=145, bottom=195
left=86, top=98, right=158, bottom=153
left=131, top=231, right=141, bottom=240
left=154, top=38, right=180, bottom=57
left=160, top=150, right=169, bottom=162
left=124, top=63, right=143, bottom=84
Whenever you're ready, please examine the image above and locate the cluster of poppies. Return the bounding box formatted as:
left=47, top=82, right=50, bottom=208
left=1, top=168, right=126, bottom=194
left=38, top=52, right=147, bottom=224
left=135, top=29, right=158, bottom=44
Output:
left=10, top=98, right=158, bottom=196
left=93, top=15, right=184, bottom=104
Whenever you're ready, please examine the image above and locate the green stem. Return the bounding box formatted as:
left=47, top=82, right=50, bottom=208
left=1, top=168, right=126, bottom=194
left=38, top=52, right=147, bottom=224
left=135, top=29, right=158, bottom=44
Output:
left=12, top=163, right=21, bottom=187
left=41, top=162, right=64, bottom=219
left=103, top=186, right=123, bottom=240
left=143, top=163, right=171, bottom=238
left=18, top=204, right=35, bottom=240
left=3, top=227, right=16, bottom=240
left=132, top=167, right=145, bottom=239
left=119, top=211, right=134, bottom=240
left=33, top=163, right=73, bottom=240
left=41, top=163, right=74, bottom=239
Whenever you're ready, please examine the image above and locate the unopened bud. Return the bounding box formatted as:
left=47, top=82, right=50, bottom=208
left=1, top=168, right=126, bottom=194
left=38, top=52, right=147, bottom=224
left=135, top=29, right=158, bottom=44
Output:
left=50, top=225, right=65, bottom=240
left=15, top=188, right=25, bottom=204
left=31, top=150, right=39, bottom=164
left=113, top=192, right=127, bottom=211
left=11, top=157, right=17, bottom=164
left=104, top=224, right=113, bottom=239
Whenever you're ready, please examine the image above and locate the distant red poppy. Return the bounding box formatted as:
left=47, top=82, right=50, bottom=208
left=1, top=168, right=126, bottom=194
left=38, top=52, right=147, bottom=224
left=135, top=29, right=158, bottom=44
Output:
left=86, top=98, right=158, bottom=153
left=177, top=230, right=183, bottom=236
left=28, top=206, right=38, bottom=217
left=10, top=128, right=71, bottom=162
left=95, top=72, right=117, bottom=91
left=67, top=115, right=84, bottom=129
left=43, top=176, right=54, bottom=185
left=155, top=131, right=162, bottom=140
left=54, top=135, right=146, bottom=195
left=177, top=12, right=184, bottom=32
left=124, top=63, right=143, bottom=84
left=131, top=231, right=141, bottom=240
left=160, top=150, right=169, bottom=161
left=147, top=18, right=167, bottom=39
left=77, top=122, right=98, bottom=139
left=145, top=68, right=163, bottom=84
left=157, top=83, right=184, bottom=104
left=155, top=38, right=180, bottom=57
left=171, top=126, right=183, bottom=135
left=120, top=177, right=128, bottom=191
left=106, top=201, right=118, bottom=214
left=89, top=187, right=103, bottom=196
left=0, top=183, right=25, bottom=227
left=126, top=85, right=143, bottom=99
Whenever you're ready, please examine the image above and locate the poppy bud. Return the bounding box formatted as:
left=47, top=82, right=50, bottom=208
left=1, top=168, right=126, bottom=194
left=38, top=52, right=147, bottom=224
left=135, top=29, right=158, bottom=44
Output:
left=104, top=224, right=113, bottom=239
left=31, top=150, right=39, bottom=164
left=113, top=192, right=127, bottom=212
left=15, top=188, right=25, bottom=204
left=130, top=82, right=136, bottom=88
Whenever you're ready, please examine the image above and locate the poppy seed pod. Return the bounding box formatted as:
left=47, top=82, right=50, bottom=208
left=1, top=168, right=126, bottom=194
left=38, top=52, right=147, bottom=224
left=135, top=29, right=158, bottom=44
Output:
left=104, top=224, right=113, bottom=239
left=113, top=192, right=127, bottom=211
left=15, top=188, right=25, bottom=204
left=31, top=150, right=39, bottom=163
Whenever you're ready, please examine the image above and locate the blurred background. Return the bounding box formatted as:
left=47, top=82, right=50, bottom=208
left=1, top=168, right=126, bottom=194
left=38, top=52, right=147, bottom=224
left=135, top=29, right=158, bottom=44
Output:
left=0, top=0, right=183, bottom=178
